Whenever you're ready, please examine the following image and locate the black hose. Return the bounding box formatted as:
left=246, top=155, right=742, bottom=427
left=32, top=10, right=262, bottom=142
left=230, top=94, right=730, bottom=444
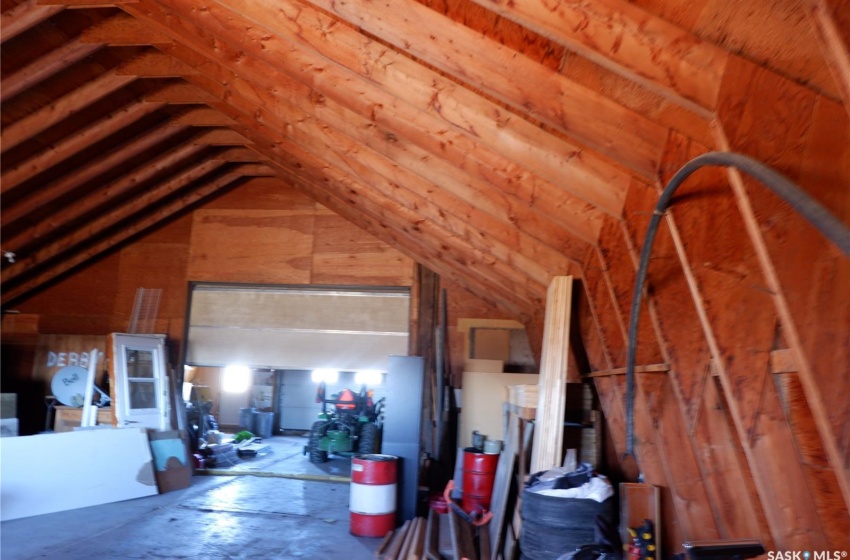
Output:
left=625, top=151, right=850, bottom=458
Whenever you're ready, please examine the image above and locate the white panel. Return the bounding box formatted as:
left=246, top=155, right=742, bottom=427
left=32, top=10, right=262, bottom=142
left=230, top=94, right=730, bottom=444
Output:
left=1, top=428, right=158, bottom=521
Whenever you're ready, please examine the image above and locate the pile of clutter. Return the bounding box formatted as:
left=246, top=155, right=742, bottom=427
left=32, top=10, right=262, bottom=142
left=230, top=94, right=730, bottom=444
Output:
left=192, top=430, right=271, bottom=469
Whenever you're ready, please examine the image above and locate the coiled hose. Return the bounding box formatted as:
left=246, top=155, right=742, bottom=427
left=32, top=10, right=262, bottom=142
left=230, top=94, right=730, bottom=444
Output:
left=625, top=151, right=850, bottom=459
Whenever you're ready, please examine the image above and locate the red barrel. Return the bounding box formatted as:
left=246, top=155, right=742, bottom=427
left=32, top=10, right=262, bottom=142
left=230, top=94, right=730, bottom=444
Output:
left=461, top=447, right=499, bottom=514
left=350, top=454, right=398, bottom=537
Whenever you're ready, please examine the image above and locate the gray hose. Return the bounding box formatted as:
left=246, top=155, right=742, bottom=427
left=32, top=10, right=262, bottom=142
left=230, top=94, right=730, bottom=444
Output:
left=625, top=151, right=850, bottom=458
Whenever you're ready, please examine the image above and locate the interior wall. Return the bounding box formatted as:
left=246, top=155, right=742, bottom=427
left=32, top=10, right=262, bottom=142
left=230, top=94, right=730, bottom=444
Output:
left=578, top=60, right=850, bottom=551
left=2, top=178, right=419, bottom=434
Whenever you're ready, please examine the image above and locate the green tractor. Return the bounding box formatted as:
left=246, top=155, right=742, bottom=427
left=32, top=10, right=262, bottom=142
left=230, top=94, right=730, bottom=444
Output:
left=305, top=381, right=384, bottom=463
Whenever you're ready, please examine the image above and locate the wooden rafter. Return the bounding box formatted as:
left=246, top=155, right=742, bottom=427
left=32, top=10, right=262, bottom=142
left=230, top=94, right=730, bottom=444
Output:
left=2, top=138, right=210, bottom=254
left=0, top=37, right=102, bottom=102
left=128, top=0, right=628, bottom=218
left=807, top=0, right=850, bottom=116
left=0, top=0, right=63, bottom=44
left=1, top=70, right=136, bottom=153
left=302, top=0, right=667, bottom=175
left=465, top=0, right=727, bottom=114
left=1, top=100, right=167, bottom=196
left=1, top=166, right=249, bottom=307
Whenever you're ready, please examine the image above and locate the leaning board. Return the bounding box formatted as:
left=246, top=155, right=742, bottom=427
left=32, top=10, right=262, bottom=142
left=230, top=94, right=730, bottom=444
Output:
left=0, top=428, right=158, bottom=521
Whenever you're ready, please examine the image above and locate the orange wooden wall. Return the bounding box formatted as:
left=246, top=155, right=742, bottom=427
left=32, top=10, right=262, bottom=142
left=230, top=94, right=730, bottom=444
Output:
left=578, top=57, right=850, bottom=551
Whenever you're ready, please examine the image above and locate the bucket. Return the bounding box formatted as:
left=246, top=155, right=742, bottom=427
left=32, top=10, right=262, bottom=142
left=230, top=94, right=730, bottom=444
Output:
left=350, top=454, right=398, bottom=537
left=252, top=411, right=274, bottom=439
left=461, top=447, right=499, bottom=514
left=239, top=407, right=256, bottom=431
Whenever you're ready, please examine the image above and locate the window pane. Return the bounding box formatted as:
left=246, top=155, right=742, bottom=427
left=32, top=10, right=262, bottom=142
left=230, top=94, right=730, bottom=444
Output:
left=129, top=381, right=156, bottom=409
left=126, top=349, right=154, bottom=378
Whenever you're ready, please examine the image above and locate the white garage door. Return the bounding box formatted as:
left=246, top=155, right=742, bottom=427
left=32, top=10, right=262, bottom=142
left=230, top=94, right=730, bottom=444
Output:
left=185, top=284, right=411, bottom=371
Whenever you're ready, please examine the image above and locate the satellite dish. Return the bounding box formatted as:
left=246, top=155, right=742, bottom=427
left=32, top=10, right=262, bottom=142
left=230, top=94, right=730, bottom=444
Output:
left=51, top=365, right=89, bottom=407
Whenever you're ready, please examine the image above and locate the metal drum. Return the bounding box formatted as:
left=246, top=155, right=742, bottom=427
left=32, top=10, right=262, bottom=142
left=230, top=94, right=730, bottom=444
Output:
left=349, top=454, right=398, bottom=537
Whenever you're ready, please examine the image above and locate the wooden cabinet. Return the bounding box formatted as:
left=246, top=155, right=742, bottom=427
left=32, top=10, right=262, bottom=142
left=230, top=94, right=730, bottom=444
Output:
left=54, top=406, right=114, bottom=432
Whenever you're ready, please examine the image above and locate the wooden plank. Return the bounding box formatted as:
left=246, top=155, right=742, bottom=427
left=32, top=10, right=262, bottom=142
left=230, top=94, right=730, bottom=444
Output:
left=587, top=364, right=669, bottom=377
left=529, top=276, right=573, bottom=473
left=383, top=520, right=410, bottom=560
left=1, top=70, right=135, bottom=152
left=465, top=0, right=726, bottom=113
left=80, top=12, right=170, bottom=45
left=2, top=157, right=224, bottom=286
left=659, top=131, right=830, bottom=549
left=131, top=11, right=599, bottom=255
left=807, top=0, right=850, bottom=116
left=619, top=169, right=773, bottom=543
left=2, top=121, right=187, bottom=227
left=0, top=0, right=63, bottom=44
left=0, top=101, right=167, bottom=197
left=117, top=50, right=198, bottom=77
left=0, top=37, right=101, bottom=103
left=488, top=414, right=518, bottom=560
left=142, top=0, right=630, bottom=215
left=425, top=509, right=440, bottom=560
left=120, top=27, right=561, bottom=305
left=1, top=171, right=245, bottom=307
left=304, top=0, right=667, bottom=176
left=715, top=58, right=850, bottom=539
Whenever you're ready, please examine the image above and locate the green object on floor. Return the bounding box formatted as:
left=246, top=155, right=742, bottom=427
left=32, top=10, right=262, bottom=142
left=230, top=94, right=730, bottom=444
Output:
left=234, top=430, right=255, bottom=443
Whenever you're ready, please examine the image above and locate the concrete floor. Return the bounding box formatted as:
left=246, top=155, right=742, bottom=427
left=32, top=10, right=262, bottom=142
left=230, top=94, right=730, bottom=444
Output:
left=1, top=434, right=383, bottom=559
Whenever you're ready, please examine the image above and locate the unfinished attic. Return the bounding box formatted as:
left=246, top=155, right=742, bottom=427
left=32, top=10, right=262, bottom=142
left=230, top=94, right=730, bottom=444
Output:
left=1, top=0, right=849, bottom=557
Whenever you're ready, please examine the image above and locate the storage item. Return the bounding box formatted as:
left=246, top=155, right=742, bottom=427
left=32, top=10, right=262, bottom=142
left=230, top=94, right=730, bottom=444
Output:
left=53, top=406, right=113, bottom=432
left=239, top=407, right=256, bottom=431
left=520, top=487, right=615, bottom=560
left=349, top=454, right=398, bottom=537
left=461, top=447, right=499, bottom=514
left=252, top=411, right=274, bottom=438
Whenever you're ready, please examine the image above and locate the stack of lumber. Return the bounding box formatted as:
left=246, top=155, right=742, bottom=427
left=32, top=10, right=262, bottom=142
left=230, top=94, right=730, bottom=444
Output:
left=374, top=511, right=439, bottom=560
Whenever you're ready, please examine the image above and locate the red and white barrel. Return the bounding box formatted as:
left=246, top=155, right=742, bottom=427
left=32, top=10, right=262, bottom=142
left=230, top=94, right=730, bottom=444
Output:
left=349, top=454, right=398, bottom=537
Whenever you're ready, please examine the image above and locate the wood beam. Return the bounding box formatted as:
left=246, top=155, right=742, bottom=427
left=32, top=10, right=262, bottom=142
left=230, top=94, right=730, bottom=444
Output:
left=209, top=147, right=264, bottom=162
left=465, top=0, right=727, bottom=114
left=301, top=0, right=667, bottom=176
left=235, top=120, right=546, bottom=311
left=530, top=276, right=573, bottom=473
left=289, top=167, right=531, bottom=319
left=1, top=69, right=136, bottom=153
left=170, top=107, right=238, bottom=126
left=658, top=132, right=833, bottom=548
left=2, top=160, right=232, bottom=306
left=0, top=100, right=167, bottom=196
left=143, top=82, right=219, bottom=104
left=114, top=7, right=592, bottom=268
left=1, top=0, right=63, bottom=44
left=130, top=0, right=628, bottom=216
left=116, top=49, right=197, bottom=77
left=2, top=139, right=209, bottom=255
left=807, top=0, right=850, bottom=116
left=0, top=37, right=101, bottom=102
left=119, top=3, right=601, bottom=255
left=80, top=12, right=170, bottom=44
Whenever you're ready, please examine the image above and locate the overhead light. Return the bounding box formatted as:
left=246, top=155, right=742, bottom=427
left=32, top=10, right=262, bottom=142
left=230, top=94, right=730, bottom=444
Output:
left=222, top=365, right=251, bottom=393
left=354, top=370, right=383, bottom=386
left=311, top=368, right=339, bottom=384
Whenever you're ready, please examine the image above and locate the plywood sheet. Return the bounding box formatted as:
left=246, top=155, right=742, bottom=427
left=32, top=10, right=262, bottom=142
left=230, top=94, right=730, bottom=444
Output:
left=0, top=428, right=158, bottom=521
left=459, top=370, right=538, bottom=448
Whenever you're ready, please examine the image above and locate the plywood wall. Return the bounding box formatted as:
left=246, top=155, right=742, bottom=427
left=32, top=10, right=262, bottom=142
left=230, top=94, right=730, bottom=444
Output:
left=578, top=60, right=850, bottom=551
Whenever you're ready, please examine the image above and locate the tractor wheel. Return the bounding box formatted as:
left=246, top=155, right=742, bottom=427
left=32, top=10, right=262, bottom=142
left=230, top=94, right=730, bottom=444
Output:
left=308, top=421, right=329, bottom=464
left=358, top=422, right=379, bottom=454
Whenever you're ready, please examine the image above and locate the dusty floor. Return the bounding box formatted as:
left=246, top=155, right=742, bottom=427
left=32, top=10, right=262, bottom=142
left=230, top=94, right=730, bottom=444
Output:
left=0, top=434, right=383, bottom=559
